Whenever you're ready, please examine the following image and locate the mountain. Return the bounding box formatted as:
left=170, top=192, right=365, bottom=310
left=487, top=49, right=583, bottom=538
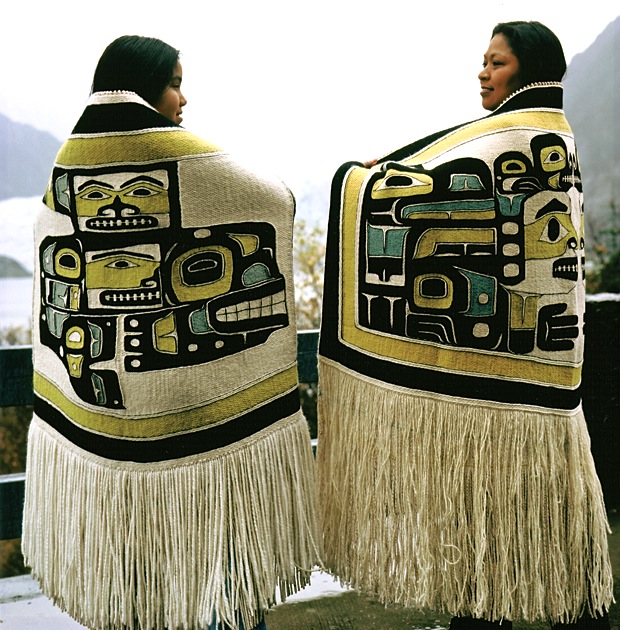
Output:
left=0, top=113, right=62, bottom=200
left=293, top=18, right=620, bottom=253
left=0, top=254, right=30, bottom=278
left=0, top=19, right=618, bottom=274
left=0, top=196, right=39, bottom=275
left=564, top=16, right=620, bottom=258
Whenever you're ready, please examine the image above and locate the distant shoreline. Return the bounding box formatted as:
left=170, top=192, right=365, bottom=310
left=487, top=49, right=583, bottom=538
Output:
left=0, top=255, right=32, bottom=279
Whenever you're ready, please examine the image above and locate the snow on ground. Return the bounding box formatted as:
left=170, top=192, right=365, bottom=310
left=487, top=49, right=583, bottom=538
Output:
left=0, top=571, right=351, bottom=629
left=277, top=569, right=351, bottom=604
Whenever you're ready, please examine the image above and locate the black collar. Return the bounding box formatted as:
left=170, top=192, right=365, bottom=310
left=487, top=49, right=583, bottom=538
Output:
left=492, top=83, right=564, bottom=115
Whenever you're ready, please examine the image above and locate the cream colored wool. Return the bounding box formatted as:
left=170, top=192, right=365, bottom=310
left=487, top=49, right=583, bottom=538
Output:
left=317, top=84, right=613, bottom=624
left=23, top=412, right=319, bottom=630
left=317, top=358, right=613, bottom=624
left=24, top=90, right=320, bottom=630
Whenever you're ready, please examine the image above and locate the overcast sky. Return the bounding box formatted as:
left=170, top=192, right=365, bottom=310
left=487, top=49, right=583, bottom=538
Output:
left=1, top=1, right=618, bottom=189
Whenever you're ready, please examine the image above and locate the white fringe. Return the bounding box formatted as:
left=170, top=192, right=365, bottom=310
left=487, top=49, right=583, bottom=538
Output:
left=22, top=412, right=320, bottom=630
left=317, top=359, right=614, bottom=624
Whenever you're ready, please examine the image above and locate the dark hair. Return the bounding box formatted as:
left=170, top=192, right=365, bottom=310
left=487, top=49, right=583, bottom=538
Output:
left=91, top=35, right=180, bottom=106
left=492, top=21, right=567, bottom=87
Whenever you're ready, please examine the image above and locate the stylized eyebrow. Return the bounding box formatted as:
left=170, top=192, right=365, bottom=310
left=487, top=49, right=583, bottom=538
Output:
left=535, top=199, right=569, bottom=219
left=91, top=250, right=157, bottom=261
left=77, top=180, right=115, bottom=192
left=119, top=175, right=166, bottom=189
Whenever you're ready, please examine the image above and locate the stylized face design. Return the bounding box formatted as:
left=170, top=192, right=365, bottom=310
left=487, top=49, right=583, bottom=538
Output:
left=84, top=245, right=162, bottom=310
left=505, top=135, right=585, bottom=295
left=40, top=158, right=290, bottom=409
left=518, top=191, right=582, bottom=294
left=73, top=170, right=171, bottom=231
left=168, top=227, right=288, bottom=334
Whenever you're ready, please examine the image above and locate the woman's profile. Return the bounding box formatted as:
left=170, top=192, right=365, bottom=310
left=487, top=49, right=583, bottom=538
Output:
left=22, top=35, right=319, bottom=630
left=317, top=21, right=613, bottom=629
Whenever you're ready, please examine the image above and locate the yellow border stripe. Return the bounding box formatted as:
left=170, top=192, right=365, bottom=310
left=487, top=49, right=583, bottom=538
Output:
left=338, top=113, right=581, bottom=388
left=57, top=131, right=222, bottom=166
left=401, top=111, right=571, bottom=165
left=34, top=366, right=298, bottom=438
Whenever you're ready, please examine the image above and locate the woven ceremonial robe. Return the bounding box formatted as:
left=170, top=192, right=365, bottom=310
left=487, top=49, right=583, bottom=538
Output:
left=317, top=84, right=612, bottom=623
left=23, top=92, right=318, bottom=630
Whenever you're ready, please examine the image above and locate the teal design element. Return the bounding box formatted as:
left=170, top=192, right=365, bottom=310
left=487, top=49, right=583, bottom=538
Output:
left=449, top=174, right=485, bottom=191
left=88, top=323, right=103, bottom=357
left=497, top=192, right=527, bottom=216
left=55, top=173, right=70, bottom=210
left=45, top=307, right=69, bottom=338
left=42, top=244, right=55, bottom=275
left=48, top=280, right=74, bottom=309
left=91, top=373, right=106, bottom=405
left=402, top=200, right=494, bottom=217
left=458, top=269, right=496, bottom=316
left=242, top=263, right=272, bottom=286
left=367, top=226, right=408, bottom=257
left=189, top=307, right=212, bottom=334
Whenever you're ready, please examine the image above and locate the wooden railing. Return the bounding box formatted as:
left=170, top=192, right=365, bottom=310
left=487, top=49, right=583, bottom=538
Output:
left=0, top=331, right=319, bottom=541
left=2, top=296, right=620, bottom=541
left=0, top=345, right=35, bottom=540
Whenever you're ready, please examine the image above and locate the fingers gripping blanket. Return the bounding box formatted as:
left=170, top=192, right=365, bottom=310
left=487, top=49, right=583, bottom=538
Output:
left=23, top=92, right=319, bottom=630
left=317, top=84, right=613, bottom=623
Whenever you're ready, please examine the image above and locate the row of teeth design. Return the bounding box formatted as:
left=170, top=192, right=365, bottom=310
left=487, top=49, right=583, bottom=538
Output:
left=562, top=174, right=582, bottom=184
left=556, top=263, right=578, bottom=273
left=102, top=291, right=161, bottom=303
left=216, top=291, right=286, bottom=322
left=86, top=217, right=157, bottom=229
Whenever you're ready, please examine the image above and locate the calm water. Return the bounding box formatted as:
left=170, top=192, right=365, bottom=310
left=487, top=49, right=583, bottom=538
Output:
left=0, top=277, right=33, bottom=330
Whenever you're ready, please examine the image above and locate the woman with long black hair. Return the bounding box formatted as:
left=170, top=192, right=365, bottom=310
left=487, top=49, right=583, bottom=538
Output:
left=23, top=35, right=319, bottom=630
left=317, top=21, right=612, bottom=630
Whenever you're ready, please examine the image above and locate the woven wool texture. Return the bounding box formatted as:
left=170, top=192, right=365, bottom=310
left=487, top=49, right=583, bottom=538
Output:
left=317, top=84, right=613, bottom=624
left=23, top=91, right=319, bottom=630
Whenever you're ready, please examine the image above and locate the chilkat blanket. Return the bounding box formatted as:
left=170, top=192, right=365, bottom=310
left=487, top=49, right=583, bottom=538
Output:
left=317, top=84, right=613, bottom=623
left=23, top=91, right=319, bottom=630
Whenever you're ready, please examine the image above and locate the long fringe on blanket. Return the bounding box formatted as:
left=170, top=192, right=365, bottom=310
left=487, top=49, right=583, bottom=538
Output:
left=317, top=358, right=613, bottom=624
left=23, top=412, right=319, bottom=630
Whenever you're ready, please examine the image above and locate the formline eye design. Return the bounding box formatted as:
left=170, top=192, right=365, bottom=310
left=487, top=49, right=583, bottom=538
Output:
left=125, top=187, right=160, bottom=198
left=105, top=259, right=139, bottom=269
left=539, top=217, right=568, bottom=244
left=82, top=189, right=112, bottom=200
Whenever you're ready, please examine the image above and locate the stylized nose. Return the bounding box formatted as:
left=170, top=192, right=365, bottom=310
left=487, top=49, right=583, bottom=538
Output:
left=98, top=195, right=140, bottom=218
